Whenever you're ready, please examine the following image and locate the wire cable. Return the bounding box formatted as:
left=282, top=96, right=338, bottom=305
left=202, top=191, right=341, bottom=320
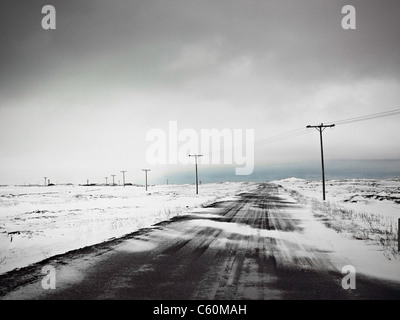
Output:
left=330, top=108, right=400, bottom=126
left=198, top=108, right=400, bottom=158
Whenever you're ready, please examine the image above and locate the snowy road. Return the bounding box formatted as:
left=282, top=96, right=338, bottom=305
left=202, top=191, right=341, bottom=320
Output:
left=1, top=184, right=400, bottom=300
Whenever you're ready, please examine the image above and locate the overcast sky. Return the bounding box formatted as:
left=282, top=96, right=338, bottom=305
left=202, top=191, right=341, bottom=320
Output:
left=1, top=0, right=399, bottom=185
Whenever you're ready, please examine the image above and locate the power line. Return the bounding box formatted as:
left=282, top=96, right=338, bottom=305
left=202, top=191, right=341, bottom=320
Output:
left=17, top=109, right=398, bottom=187
left=255, top=127, right=305, bottom=144
left=196, top=108, right=399, bottom=184
left=330, top=108, right=400, bottom=126
left=202, top=127, right=310, bottom=159
left=255, top=129, right=312, bottom=146
left=256, top=108, right=400, bottom=147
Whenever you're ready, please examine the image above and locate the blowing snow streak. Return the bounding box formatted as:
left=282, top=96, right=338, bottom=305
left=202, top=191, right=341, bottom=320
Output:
left=1, top=184, right=400, bottom=300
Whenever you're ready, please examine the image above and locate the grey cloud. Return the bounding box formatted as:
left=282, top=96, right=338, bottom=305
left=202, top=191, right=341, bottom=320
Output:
left=0, top=0, right=399, bottom=184
left=2, top=0, right=399, bottom=103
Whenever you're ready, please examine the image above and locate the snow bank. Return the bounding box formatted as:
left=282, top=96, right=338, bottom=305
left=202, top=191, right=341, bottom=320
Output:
left=272, top=178, right=400, bottom=220
left=272, top=178, right=400, bottom=282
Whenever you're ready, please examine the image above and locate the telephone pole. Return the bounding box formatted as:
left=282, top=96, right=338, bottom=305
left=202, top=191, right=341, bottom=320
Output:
left=189, top=154, right=203, bottom=195
left=306, top=123, right=335, bottom=201
left=111, top=174, right=116, bottom=186
left=105, top=177, right=108, bottom=186
left=142, top=169, right=151, bottom=191
left=121, top=171, right=127, bottom=187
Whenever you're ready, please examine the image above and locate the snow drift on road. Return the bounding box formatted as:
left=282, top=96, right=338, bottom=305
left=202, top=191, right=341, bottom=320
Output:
left=0, top=182, right=257, bottom=275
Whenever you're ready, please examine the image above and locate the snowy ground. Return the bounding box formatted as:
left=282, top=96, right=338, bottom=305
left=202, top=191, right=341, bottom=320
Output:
left=2, top=178, right=399, bottom=286
left=274, top=178, right=400, bottom=218
left=0, top=182, right=257, bottom=275
left=272, top=178, right=400, bottom=263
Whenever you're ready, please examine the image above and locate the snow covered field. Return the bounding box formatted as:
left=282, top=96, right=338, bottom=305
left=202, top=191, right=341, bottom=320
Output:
left=0, top=182, right=257, bottom=275
left=1, top=178, right=399, bottom=285
left=273, top=178, right=400, bottom=261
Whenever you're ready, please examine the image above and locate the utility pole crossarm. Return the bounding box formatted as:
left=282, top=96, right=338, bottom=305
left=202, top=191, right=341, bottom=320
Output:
left=306, top=124, right=335, bottom=130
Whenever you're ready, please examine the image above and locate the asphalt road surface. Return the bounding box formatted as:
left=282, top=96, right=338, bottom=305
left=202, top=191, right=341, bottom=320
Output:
left=1, top=183, right=400, bottom=300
